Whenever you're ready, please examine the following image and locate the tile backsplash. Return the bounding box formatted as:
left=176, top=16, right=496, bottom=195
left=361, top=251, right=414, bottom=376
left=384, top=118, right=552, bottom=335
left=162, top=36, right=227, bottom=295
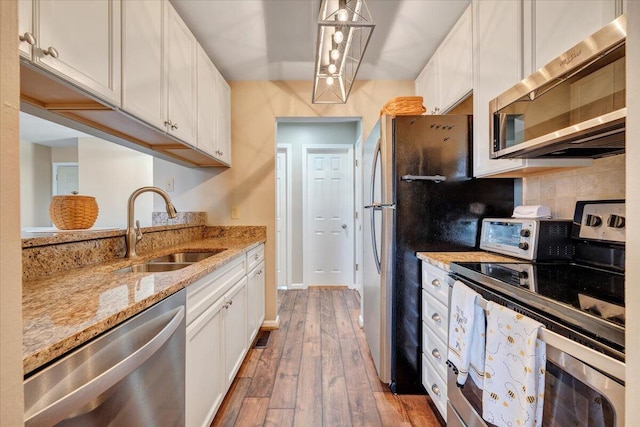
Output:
left=522, top=154, right=625, bottom=219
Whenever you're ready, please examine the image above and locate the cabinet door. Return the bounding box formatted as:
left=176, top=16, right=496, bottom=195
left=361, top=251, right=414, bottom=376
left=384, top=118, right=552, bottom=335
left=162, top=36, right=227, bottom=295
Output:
left=165, top=2, right=197, bottom=144
left=247, top=262, right=265, bottom=343
left=36, top=0, right=121, bottom=106
left=472, top=0, right=526, bottom=177
left=438, top=4, right=472, bottom=112
left=529, top=0, right=620, bottom=73
left=18, top=0, right=34, bottom=59
left=186, top=297, right=225, bottom=427
left=196, top=45, right=218, bottom=158
left=122, top=0, right=165, bottom=131
left=223, top=277, right=248, bottom=387
left=215, top=68, right=232, bottom=165
left=415, top=52, right=440, bottom=114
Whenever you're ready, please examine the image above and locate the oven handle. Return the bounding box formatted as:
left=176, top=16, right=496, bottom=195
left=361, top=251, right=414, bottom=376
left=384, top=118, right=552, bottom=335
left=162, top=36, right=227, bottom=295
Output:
left=474, top=293, right=625, bottom=382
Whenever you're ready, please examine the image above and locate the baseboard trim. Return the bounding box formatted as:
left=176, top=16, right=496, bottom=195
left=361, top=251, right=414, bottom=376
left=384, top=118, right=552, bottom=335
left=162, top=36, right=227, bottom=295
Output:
left=261, top=316, right=281, bottom=330
left=288, top=283, right=306, bottom=290
left=358, top=314, right=364, bottom=329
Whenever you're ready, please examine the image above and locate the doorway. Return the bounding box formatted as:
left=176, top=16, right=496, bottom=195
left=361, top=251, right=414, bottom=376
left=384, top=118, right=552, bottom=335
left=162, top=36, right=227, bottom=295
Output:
left=52, top=162, right=79, bottom=195
left=276, top=145, right=292, bottom=289
left=276, top=118, right=360, bottom=289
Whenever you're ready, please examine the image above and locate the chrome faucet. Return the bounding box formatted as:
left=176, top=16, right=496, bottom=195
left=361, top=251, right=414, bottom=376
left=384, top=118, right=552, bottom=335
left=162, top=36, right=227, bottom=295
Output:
left=126, top=186, right=177, bottom=258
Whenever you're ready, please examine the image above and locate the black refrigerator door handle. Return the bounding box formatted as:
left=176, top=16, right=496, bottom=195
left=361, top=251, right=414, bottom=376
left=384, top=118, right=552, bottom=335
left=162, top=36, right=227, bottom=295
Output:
left=369, top=138, right=382, bottom=274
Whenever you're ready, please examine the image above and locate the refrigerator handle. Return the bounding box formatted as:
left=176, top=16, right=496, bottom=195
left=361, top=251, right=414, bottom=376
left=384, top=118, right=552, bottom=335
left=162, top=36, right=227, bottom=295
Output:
left=369, top=138, right=382, bottom=274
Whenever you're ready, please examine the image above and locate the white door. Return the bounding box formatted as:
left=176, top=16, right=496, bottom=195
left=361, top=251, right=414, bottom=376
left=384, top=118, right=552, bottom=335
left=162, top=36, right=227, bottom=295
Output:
left=276, top=147, right=290, bottom=289
left=303, top=145, right=354, bottom=286
left=53, top=163, right=78, bottom=196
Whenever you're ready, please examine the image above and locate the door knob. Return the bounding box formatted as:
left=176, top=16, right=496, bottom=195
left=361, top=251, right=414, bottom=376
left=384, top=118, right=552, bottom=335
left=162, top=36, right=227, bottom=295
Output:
left=342, top=224, right=347, bottom=229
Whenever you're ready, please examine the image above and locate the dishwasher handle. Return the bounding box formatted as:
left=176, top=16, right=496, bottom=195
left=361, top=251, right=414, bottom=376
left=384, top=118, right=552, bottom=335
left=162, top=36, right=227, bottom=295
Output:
left=25, top=305, right=185, bottom=427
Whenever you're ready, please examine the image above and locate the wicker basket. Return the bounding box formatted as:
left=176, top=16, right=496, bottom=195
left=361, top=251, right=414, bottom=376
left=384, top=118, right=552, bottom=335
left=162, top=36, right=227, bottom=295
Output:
left=49, top=195, right=99, bottom=230
left=380, top=96, right=426, bottom=117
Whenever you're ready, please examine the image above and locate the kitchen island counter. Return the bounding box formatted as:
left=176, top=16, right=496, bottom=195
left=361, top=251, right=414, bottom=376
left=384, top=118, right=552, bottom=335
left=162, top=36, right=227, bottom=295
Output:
left=22, top=226, right=265, bottom=376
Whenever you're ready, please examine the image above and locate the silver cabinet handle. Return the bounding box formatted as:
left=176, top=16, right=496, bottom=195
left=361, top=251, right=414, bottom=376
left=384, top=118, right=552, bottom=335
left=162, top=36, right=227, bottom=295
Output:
left=24, top=306, right=184, bottom=427
left=20, top=32, right=36, bottom=45
left=431, top=384, right=441, bottom=396
left=431, top=313, right=441, bottom=323
left=254, top=254, right=259, bottom=260
left=42, top=46, right=59, bottom=58
left=431, top=279, right=441, bottom=287
left=228, top=300, right=233, bottom=306
left=164, top=120, right=172, bottom=128
left=431, top=348, right=441, bottom=359
left=342, top=224, right=347, bottom=229
left=171, top=123, right=178, bottom=130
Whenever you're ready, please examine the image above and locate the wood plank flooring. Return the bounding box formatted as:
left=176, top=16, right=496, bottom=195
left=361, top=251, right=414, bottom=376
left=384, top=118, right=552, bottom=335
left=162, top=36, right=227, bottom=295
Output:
left=211, top=288, right=443, bottom=427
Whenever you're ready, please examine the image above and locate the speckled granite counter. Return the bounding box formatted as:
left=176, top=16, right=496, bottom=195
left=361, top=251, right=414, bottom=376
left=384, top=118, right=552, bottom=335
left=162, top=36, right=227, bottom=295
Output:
left=416, top=251, right=519, bottom=271
left=22, top=226, right=265, bottom=376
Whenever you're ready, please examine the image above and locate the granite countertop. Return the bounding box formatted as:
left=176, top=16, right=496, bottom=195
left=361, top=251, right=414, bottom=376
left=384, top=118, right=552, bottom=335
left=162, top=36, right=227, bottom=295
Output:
left=417, top=251, right=519, bottom=271
left=22, top=234, right=264, bottom=376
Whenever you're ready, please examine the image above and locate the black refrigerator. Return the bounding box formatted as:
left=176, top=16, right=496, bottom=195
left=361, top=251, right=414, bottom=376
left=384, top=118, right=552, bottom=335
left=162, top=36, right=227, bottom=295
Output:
left=362, top=114, right=514, bottom=393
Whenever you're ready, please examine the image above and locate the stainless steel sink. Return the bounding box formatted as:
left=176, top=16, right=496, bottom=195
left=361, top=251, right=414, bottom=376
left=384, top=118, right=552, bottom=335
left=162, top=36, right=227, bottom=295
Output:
left=115, top=262, right=193, bottom=273
left=147, top=249, right=226, bottom=263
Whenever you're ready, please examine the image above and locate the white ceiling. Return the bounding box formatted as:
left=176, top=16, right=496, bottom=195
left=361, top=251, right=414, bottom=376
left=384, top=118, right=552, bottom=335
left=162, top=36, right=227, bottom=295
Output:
left=170, top=0, right=471, bottom=81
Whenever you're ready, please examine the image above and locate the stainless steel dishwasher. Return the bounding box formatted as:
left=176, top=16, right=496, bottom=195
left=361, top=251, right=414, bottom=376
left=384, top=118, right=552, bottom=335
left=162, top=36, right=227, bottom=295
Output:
left=24, top=288, right=186, bottom=426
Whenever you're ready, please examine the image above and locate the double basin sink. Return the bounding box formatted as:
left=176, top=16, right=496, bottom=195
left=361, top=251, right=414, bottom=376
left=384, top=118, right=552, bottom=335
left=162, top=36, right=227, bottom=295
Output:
left=115, top=249, right=226, bottom=273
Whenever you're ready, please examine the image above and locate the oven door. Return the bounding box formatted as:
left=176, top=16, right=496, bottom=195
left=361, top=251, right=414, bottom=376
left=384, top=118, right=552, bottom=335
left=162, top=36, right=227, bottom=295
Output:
left=447, top=328, right=625, bottom=427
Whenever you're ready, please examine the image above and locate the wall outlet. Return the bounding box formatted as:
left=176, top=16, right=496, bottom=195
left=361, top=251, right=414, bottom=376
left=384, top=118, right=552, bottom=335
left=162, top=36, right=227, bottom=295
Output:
left=165, top=177, right=174, bottom=192
left=231, top=207, right=239, bottom=219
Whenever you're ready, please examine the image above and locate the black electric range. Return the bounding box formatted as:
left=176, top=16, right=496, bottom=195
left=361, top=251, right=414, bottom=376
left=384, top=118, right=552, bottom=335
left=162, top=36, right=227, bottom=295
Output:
left=450, top=200, right=626, bottom=362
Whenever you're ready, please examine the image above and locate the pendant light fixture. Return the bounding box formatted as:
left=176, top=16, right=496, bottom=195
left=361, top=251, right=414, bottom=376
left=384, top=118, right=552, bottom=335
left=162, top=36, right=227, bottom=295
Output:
left=312, top=0, right=375, bottom=104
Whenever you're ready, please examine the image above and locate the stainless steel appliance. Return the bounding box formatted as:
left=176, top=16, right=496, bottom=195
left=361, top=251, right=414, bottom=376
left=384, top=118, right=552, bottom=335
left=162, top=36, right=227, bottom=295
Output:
left=448, top=200, right=626, bottom=426
left=490, top=15, right=626, bottom=159
left=24, top=289, right=186, bottom=426
left=362, top=114, right=515, bottom=393
left=479, top=218, right=574, bottom=260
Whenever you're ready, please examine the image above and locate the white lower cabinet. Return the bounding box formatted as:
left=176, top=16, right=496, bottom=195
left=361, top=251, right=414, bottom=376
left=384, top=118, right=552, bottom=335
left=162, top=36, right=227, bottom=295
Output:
left=223, top=277, right=248, bottom=387
left=185, top=243, right=265, bottom=427
left=421, top=261, right=450, bottom=422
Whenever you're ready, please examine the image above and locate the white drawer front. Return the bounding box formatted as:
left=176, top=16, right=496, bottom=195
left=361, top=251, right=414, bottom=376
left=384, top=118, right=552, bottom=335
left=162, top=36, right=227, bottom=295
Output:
left=186, top=255, right=246, bottom=325
left=423, top=321, right=448, bottom=381
left=246, top=244, right=264, bottom=272
left=422, top=353, right=447, bottom=422
left=421, top=262, right=449, bottom=306
left=422, top=291, right=449, bottom=344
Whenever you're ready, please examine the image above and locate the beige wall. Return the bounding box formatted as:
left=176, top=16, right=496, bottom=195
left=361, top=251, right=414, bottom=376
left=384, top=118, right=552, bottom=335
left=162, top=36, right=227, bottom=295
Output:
left=1, top=0, right=25, bottom=425
left=228, top=80, right=414, bottom=321
left=522, top=154, right=625, bottom=219
left=625, top=0, right=640, bottom=421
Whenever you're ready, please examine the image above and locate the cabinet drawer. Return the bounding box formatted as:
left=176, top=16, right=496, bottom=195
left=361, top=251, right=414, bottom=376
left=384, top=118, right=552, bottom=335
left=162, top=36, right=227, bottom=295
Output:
left=186, top=255, right=246, bottom=325
left=422, top=321, right=448, bottom=381
left=421, top=262, right=449, bottom=306
left=422, top=353, right=448, bottom=422
left=422, top=290, right=449, bottom=344
left=246, top=244, right=264, bottom=272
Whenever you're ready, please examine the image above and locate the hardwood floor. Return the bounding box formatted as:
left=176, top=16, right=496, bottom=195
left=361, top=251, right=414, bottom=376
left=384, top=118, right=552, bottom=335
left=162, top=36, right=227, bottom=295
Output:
left=211, top=288, right=443, bottom=427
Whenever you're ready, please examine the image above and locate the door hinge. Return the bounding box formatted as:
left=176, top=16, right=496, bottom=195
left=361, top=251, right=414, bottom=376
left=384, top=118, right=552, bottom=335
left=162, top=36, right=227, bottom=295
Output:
left=355, top=211, right=359, bottom=219
left=355, top=263, right=359, bottom=271
left=355, top=159, right=359, bottom=167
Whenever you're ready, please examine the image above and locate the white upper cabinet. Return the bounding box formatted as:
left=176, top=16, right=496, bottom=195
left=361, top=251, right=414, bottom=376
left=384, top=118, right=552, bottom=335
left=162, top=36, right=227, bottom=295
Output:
left=437, top=4, right=473, bottom=113
left=214, top=68, right=232, bottom=165
left=525, top=0, right=621, bottom=75
left=34, top=0, right=122, bottom=106
left=18, top=0, right=34, bottom=59
left=122, top=0, right=165, bottom=130
left=415, top=5, right=472, bottom=115
left=196, top=45, right=232, bottom=165
left=415, top=52, right=440, bottom=114
left=165, top=2, right=197, bottom=144
left=472, top=0, right=593, bottom=177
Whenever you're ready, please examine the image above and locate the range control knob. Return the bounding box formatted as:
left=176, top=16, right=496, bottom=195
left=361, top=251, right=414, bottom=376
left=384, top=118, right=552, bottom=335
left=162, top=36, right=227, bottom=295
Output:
left=518, top=242, right=529, bottom=250
left=585, top=214, right=603, bottom=227
left=518, top=271, right=529, bottom=280
left=608, top=214, right=625, bottom=229
left=520, top=229, right=531, bottom=237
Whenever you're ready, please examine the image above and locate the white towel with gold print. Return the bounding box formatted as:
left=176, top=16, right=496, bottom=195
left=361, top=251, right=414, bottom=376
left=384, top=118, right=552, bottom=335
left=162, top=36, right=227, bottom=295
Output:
left=447, top=281, right=486, bottom=387
left=482, top=302, right=546, bottom=427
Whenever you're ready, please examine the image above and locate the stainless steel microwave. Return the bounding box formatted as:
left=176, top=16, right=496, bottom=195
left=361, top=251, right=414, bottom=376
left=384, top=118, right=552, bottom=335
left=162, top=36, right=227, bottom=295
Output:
left=490, top=15, right=626, bottom=159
